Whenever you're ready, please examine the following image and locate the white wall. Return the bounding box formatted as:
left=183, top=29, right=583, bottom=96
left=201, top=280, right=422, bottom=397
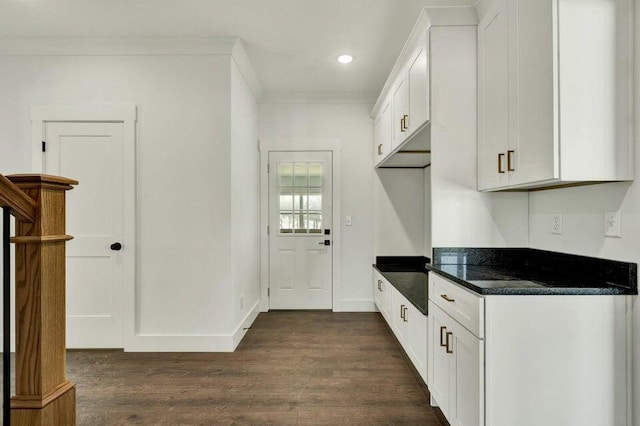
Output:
left=424, top=166, right=432, bottom=258
left=0, top=49, right=257, bottom=351
left=230, top=59, right=261, bottom=334
left=374, top=169, right=425, bottom=256
left=259, top=101, right=375, bottom=310
left=430, top=25, right=529, bottom=249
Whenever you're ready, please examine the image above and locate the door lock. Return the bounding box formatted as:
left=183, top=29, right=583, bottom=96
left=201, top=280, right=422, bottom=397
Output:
left=110, top=242, right=123, bottom=251
left=318, top=240, right=331, bottom=246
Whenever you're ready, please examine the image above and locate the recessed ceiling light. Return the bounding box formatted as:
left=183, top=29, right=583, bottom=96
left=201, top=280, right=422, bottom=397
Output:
left=337, top=54, right=354, bottom=64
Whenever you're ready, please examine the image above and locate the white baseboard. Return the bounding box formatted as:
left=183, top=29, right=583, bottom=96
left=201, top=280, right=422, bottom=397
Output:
left=124, top=300, right=261, bottom=353
left=231, top=300, right=261, bottom=350
left=333, top=299, right=376, bottom=312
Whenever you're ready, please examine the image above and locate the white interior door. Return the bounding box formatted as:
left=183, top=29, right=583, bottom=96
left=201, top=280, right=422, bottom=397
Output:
left=44, top=121, right=124, bottom=348
left=268, top=151, right=332, bottom=310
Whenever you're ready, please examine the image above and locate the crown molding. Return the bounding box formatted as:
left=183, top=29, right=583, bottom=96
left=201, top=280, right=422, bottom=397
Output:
left=0, top=37, right=238, bottom=56
left=260, top=92, right=375, bottom=105
left=231, top=39, right=263, bottom=101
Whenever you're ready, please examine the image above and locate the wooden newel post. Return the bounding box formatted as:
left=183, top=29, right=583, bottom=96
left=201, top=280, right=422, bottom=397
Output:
left=8, top=174, right=78, bottom=426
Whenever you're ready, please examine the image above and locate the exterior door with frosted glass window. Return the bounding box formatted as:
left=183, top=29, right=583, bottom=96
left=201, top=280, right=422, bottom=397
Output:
left=268, top=151, right=332, bottom=309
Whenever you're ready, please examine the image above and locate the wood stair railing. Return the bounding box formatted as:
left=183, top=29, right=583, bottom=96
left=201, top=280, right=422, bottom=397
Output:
left=0, top=173, right=78, bottom=426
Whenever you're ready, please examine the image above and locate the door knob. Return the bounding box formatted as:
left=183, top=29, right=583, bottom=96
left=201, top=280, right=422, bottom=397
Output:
left=318, top=240, right=331, bottom=246
left=110, top=242, right=123, bottom=251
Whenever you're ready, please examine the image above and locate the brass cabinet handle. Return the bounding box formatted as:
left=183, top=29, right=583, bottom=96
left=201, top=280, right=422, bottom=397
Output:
left=498, top=153, right=505, bottom=173
left=400, top=117, right=406, bottom=133
left=403, top=114, right=409, bottom=130
left=402, top=306, right=408, bottom=322
left=400, top=304, right=405, bottom=320
left=377, top=144, right=383, bottom=156
left=507, top=150, right=515, bottom=171
left=440, top=326, right=447, bottom=347
left=446, top=332, right=453, bottom=354
left=440, top=294, right=455, bottom=303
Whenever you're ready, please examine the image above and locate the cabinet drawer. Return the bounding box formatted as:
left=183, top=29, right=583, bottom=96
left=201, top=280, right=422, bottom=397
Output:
left=429, top=272, right=484, bottom=338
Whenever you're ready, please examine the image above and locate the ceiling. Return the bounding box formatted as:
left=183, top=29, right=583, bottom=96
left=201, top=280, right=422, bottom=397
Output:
left=0, top=0, right=476, bottom=97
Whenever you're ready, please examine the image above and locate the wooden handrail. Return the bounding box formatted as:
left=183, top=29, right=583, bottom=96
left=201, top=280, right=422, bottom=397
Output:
left=0, top=174, right=36, bottom=223
left=2, top=174, right=78, bottom=425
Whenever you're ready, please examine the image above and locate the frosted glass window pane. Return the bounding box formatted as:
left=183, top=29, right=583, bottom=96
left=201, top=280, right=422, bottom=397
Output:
left=293, top=188, right=308, bottom=210
left=279, top=192, right=293, bottom=211
left=294, top=163, right=308, bottom=187
left=279, top=163, right=293, bottom=186
left=280, top=213, right=293, bottom=233
left=308, top=212, right=322, bottom=231
left=308, top=163, right=323, bottom=187
left=277, top=160, right=324, bottom=235
left=294, top=213, right=307, bottom=233
left=308, top=188, right=322, bottom=210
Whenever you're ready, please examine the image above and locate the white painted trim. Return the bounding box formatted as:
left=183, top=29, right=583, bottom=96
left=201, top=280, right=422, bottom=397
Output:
left=0, top=37, right=237, bottom=56
left=123, top=301, right=260, bottom=352
left=260, top=92, right=376, bottom=105
left=231, top=300, right=261, bottom=350
left=30, top=104, right=137, bottom=351
left=231, top=39, right=263, bottom=101
left=259, top=139, right=342, bottom=312
left=124, top=335, right=234, bottom=352
left=333, top=299, right=377, bottom=312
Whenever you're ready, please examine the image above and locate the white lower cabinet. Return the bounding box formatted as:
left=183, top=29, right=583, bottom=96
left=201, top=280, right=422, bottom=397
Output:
left=373, top=270, right=392, bottom=322
left=405, top=302, right=427, bottom=382
left=373, top=270, right=428, bottom=383
left=428, top=301, right=483, bottom=426
left=391, top=290, right=409, bottom=344
left=428, top=271, right=630, bottom=426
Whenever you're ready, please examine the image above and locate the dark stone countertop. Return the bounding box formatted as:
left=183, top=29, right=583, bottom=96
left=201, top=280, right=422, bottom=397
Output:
left=374, top=257, right=429, bottom=315
left=427, top=248, right=637, bottom=296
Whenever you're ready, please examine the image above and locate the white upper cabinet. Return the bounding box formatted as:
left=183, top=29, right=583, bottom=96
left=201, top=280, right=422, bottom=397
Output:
left=392, top=76, right=410, bottom=149
left=478, top=0, right=633, bottom=191
left=372, top=8, right=477, bottom=168
left=373, top=98, right=393, bottom=163
left=407, top=32, right=430, bottom=135
left=478, top=0, right=510, bottom=190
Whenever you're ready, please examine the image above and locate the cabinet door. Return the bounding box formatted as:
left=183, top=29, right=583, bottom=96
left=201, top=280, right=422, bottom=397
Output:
left=407, top=31, right=430, bottom=134
left=508, top=0, right=557, bottom=186
left=373, top=115, right=383, bottom=164
left=392, top=76, right=409, bottom=149
left=450, top=319, right=484, bottom=426
left=477, top=0, right=510, bottom=190
left=380, top=278, right=392, bottom=322
left=428, top=302, right=451, bottom=419
left=373, top=273, right=384, bottom=314
left=391, top=290, right=409, bottom=347
left=374, top=98, right=393, bottom=165
left=406, top=302, right=428, bottom=383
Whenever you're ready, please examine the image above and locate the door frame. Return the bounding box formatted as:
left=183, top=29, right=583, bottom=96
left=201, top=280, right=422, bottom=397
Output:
left=259, top=139, right=342, bottom=312
left=30, top=104, right=137, bottom=349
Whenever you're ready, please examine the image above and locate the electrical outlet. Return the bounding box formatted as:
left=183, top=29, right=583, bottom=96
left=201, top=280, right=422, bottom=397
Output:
left=551, top=213, right=563, bottom=235
left=345, top=215, right=352, bottom=226
left=604, top=211, right=621, bottom=238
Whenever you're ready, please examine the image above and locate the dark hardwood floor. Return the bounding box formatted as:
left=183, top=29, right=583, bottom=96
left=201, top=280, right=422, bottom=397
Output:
left=62, top=311, right=447, bottom=425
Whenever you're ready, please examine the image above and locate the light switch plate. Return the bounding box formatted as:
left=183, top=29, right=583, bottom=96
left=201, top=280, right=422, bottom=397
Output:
left=604, top=211, right=621, bottom=238
left=551, top=213, right=563, bottom=235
